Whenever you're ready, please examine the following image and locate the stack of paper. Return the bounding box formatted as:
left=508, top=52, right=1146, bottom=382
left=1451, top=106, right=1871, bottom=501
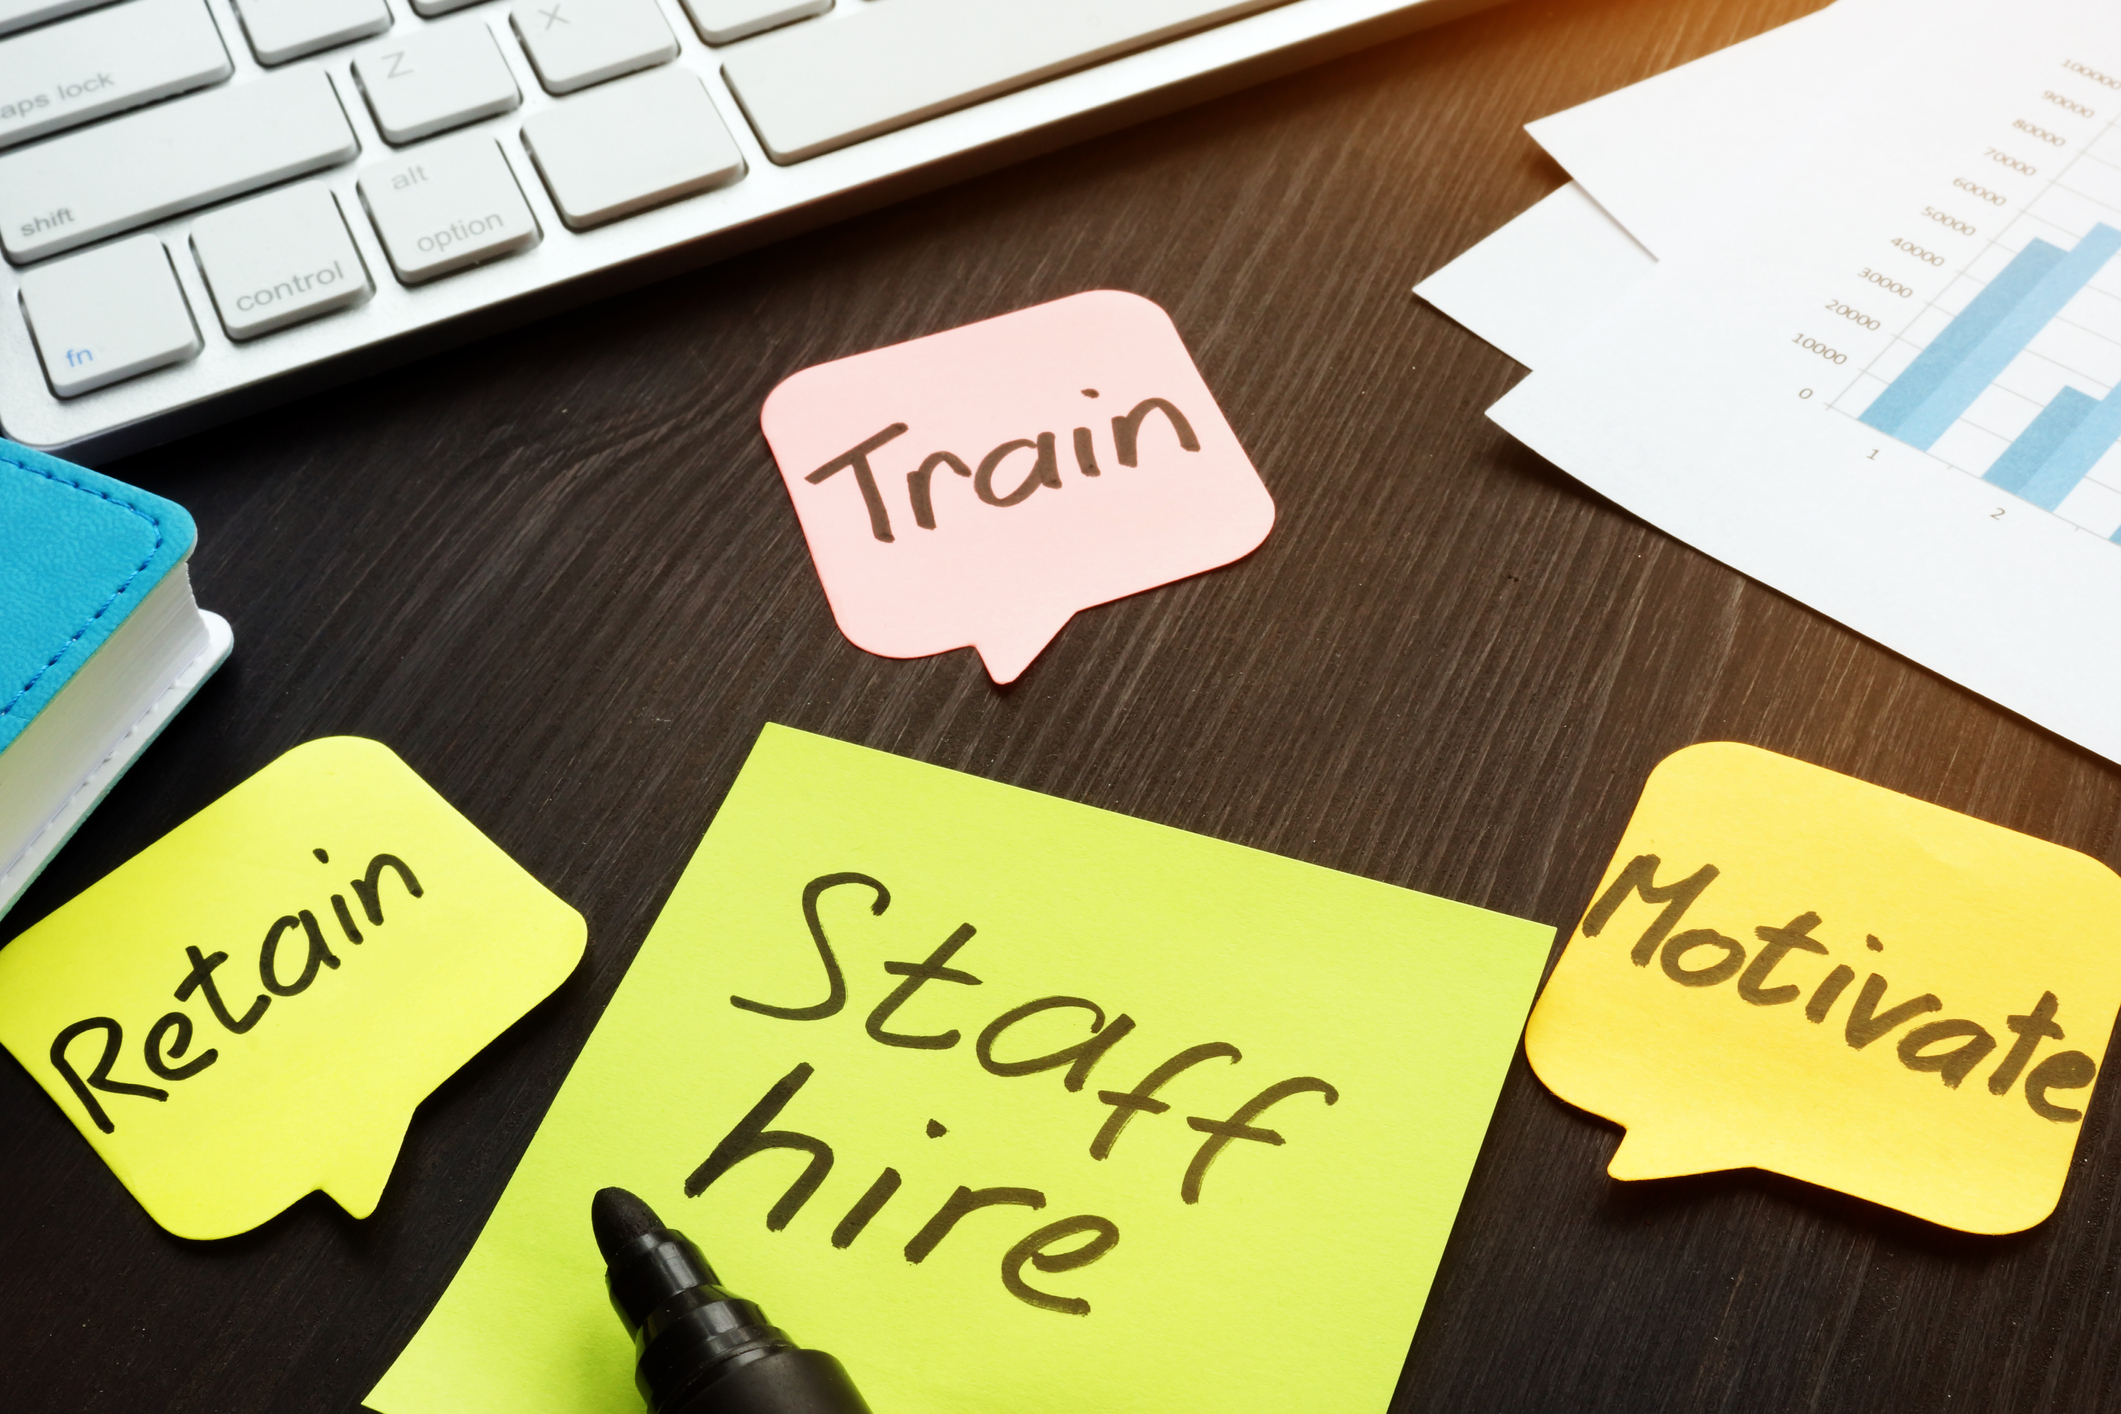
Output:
left=1420, top=0, right=2121, bottom=763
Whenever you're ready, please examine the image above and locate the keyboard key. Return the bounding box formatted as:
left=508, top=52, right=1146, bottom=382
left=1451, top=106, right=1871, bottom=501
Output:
left=0, top=68, right=358, bottom=264
left=0, top=0, right=232, bottom=151
left=511, top=0, right=676, bottom=96
left=358, top=134, right=539, bottom=284
left=680, top=0, right=826, bottom=47
left=191, top=183, right=372, bottom=339
left=722, top=0, right=1282, bottom=162
left=353, top=18, right=519, bottom=145
left=522, top=67, right=742, bottom=229
left=233, top=0, right=390, bottom=66
left=20, top=235, right=201, bottom=396
left=0, top=0, right=108, bottom=40
left=407, top=0, right=480, bottom=14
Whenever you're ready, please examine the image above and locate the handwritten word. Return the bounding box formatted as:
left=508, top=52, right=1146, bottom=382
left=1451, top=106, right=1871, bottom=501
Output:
left=49, top=849, right=423, bottom=1133
left=805, top=392, right=1201, bottom=543
left=1586, top=854, right=2098, bottom=1120
left=692, top=871, right=1339, bottom=1317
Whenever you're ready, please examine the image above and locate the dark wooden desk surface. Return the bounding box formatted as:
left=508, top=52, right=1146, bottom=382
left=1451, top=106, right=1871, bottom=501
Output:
left=18, top=0, right=2121, bottom=1409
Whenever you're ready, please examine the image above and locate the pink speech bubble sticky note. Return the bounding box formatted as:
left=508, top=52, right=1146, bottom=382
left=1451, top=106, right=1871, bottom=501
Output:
left=762, top=290, right=1276, bottom=683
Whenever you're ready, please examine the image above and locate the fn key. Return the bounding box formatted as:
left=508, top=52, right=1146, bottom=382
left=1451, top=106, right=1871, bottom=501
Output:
left=20, top=236, right=202, bottom=397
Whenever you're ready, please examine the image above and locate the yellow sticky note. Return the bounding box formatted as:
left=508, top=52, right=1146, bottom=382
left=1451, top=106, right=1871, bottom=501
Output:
left=1526, top=741, right=2121, bottom=1234
left=368, top=724, right=1552, bottom=1414
left=0, top=737, right=586, bottom=1240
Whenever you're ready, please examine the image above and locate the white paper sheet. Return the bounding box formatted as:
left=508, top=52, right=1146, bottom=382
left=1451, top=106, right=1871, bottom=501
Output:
left=1413, top=182, right=1653, bottom=369
left=1527, top=0, right=1861, bottom=257
left=1492, top=0, right=2121, bottom=761
left=1416, top=2, right=1856, bottom=367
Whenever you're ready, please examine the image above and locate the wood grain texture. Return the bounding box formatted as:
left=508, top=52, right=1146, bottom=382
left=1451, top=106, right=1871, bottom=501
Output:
left=18, top=0, right=2121, bottom=1410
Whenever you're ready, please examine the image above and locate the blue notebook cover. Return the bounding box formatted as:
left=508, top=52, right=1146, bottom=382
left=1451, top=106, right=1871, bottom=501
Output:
left=0, top=439, right=198, bottom=754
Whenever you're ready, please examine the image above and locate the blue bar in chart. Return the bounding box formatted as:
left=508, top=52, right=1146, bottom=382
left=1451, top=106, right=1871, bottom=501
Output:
left=1861, top=223, right=2121, bottom=450
left=1860, top=239, right=2065, bottom=439
left=1993, top=380, right=2121, bottom=510
left=1984, top=389, right=2098, bottom=499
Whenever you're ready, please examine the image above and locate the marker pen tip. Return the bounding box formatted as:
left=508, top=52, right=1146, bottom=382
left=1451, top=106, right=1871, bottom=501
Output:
left=590, top=1186, right=662, bottom=1262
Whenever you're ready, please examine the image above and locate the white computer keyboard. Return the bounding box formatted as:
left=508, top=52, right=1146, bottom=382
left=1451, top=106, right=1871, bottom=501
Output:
left=0, top=0, right=1493, bottom=457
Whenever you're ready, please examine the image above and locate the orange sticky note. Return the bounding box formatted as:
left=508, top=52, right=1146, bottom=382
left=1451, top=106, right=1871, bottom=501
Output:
left=761, top=290, right=1275, bottom=683
left=1526, top=742, right=2121, bottom=1233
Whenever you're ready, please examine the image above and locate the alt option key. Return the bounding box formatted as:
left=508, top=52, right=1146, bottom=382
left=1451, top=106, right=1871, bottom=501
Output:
left=357, top=134, right=541, bottom=286
left=192, top=183, right=374, bottom=340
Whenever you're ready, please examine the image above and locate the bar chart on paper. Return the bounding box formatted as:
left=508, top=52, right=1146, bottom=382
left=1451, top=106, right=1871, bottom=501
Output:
left=1836, top=101, right=2121, bottom=542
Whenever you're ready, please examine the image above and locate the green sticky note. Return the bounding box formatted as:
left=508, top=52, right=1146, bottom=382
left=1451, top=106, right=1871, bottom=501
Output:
left=368, top=725, right=1550, bottom=1414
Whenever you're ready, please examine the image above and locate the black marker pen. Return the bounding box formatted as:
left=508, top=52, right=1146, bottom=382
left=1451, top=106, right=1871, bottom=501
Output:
left=592, top=1187, right=872, bottom=1414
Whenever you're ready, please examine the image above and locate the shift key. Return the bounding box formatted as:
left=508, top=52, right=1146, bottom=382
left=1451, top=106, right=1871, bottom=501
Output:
left=0, top=67, right=356, bottom=263
left=358, top=134, right=540, bottom=284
